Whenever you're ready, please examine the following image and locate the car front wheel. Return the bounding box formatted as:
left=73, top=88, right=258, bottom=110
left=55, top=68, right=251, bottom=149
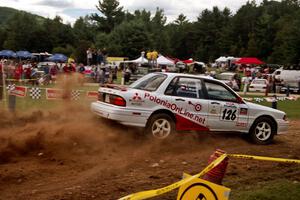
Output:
left=249, top=117, right=276, bottom=145
left=146, top=113, right=175, bottom=139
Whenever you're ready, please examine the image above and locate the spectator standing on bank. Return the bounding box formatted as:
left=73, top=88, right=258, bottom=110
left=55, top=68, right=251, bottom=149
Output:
left=86, top=48, right=92, bottom=66
left=91, top=49, right=96, bottom=65
left=112, top=66, right=118, bottom=83
left=102, top=48, right=108, bottom=64
left=124, top=67, right=131, bottom=84
left=97, top=49, right=104, bottom=65
left=99, top=66, right=105, bottom=84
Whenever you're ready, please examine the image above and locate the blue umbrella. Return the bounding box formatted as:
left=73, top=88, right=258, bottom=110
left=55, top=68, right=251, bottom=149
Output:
left=47, top=53, right=68, bottom=62
left=16, top=51, right=33, bottom=59
left=0, top=50, right=17, bottom=58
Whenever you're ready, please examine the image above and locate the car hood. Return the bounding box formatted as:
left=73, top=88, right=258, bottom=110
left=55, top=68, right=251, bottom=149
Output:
left=245, top=101, right=285, bottom=115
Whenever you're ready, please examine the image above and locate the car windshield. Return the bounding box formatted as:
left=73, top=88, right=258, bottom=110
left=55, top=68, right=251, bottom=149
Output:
left=130, top=73, right=167, bottom=91
left=216, top=74, right=234, bottom=80
left=252, top=80, right=266, bottom=84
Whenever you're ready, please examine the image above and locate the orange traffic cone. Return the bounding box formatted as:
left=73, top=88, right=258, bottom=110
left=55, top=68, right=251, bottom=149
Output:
left=203, top=149, right=229, bottom=185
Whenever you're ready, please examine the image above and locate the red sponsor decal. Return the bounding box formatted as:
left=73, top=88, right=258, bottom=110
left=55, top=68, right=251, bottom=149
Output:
left=188, top=101, right=202, bottom=112
left=130, top=93, right=144, bottom=105
left=236, top=122, right=247, bottom=127
left=86, top=91, right=98, bottom=99
left=144, top=93, right=206, bottom=126
left=46, top=88, right=63, bottom=100
left=175, top=114, right=209, bottom=131
left=239, top=108, right=248, bottom=115
left=132, top=93, right=142, bottom=101
left=10, top=86, right=27, bottom=97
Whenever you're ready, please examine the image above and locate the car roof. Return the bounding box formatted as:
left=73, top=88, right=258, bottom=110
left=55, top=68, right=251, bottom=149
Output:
left=252, top=78, right=267, bottom=81
left=154, top=72, right=220, bottom=82
left=219, top=72, right=235, bottom=75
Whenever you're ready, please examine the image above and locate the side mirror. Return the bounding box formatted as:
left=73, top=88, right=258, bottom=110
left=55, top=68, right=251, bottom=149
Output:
left=237, top=96, right=244, bottom=104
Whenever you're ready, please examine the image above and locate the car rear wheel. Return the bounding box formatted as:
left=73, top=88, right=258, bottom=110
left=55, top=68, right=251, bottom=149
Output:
left=249, top=117, right=276, bottom=145
left=146, top=113, right=175, bottom=139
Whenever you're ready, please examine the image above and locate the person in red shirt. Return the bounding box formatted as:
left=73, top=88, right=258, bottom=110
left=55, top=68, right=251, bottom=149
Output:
left=69, top=63, right=76, bottom=73
left=63, top=63, right=69, bottom=73
left=25, top=66, right=32, bottom=79
left=50, top=65, right=58, bottom=83
left=14, top=63, right=22, bottom=80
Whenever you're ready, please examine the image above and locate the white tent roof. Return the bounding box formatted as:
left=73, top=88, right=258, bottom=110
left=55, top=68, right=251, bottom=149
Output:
left=215, top=56, right=227, bottom=62
left=123, top=56, right=148, bottom=64
left=215, top=56, right=238, bottom=62
left=157, top=55, right=174, bottom=66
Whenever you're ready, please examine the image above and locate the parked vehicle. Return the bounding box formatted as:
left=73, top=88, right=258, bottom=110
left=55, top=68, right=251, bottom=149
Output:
left=91, top=72, right=288, bottom=144
left=249, top=79, right=268, bottom=92
left=273, top=66, right=300, bottom=93
left=216, top=72, right=240, bottom=91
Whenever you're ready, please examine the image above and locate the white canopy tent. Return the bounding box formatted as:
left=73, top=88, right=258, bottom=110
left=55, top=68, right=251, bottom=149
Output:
left=215, top=56, right=227, bottom=62
left=157, top=55, right=175, bottom=66
left=215, top=56, right=238, bottom=63
left=123, top=56, right=148, bottom=64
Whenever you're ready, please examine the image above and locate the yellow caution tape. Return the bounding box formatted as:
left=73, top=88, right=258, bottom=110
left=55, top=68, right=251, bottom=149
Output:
left=118, top=154, right=228, bottom=200
left=6, top=79, right=37, bottom=81
left=228, top=154, right=300, bottom=164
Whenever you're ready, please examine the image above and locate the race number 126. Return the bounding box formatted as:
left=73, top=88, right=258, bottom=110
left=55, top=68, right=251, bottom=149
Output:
left=221, top=108, right=237, bottom=121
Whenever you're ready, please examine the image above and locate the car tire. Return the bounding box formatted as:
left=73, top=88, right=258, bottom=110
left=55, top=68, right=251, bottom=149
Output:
left=146, top=113, right=175, bottom=139
left=249, top=117, right=276, bottom=145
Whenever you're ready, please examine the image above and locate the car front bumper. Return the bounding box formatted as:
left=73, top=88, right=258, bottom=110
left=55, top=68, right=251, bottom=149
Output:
left=277, top=119, right=289, bottom=134
left=91, top=101, right=149, bottom=127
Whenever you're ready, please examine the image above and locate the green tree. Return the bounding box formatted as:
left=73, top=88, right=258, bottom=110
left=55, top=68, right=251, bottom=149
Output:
left=108, top=20, right=151, bottom=58
left=150, top=8, right=170, bottom=54
left=174, top=13, right=189, bottom=26
left=73, top=16, right=96, bottom=41
left=3, top=12, right=40, bottom=50
left=270, top=14, right=300, bottom=64
left=73, top=40, right=93, bottom=64
left=95, top=32, right=109, bottom=49
left=52, top=45, right=74, bottom=56
left=91, top=0, right=125, bottom=33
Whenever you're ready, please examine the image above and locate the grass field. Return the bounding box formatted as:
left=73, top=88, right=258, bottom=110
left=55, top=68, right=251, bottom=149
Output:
left=232, top=179, right=300, bottom=200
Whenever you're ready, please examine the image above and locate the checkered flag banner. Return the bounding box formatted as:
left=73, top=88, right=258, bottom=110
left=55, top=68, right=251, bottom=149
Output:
left=71, top=90, right=81, bottom=101
left=30, top=87, right=42, bottom=99
left=6, top=84, right=16, bottom=91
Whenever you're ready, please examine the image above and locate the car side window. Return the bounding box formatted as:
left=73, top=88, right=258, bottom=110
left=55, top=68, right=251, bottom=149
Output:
left=165, top=77, right=204, bottom=99
left=204, top=81, right=237, bottom=102
left=132, top=74, right=167, bottom=91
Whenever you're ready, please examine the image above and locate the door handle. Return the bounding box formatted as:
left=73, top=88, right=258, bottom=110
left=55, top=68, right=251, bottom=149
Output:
left=211, top=102, right=220, bottom=105
left=175, top=98, right=185, bottom=102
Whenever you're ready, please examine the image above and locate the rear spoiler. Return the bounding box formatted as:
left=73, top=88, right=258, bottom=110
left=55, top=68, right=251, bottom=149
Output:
left=100, top=84, right=128, bottom=91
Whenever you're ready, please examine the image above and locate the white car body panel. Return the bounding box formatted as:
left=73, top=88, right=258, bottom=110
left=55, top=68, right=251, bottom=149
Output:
left=91, top=73, right=288, bottom=135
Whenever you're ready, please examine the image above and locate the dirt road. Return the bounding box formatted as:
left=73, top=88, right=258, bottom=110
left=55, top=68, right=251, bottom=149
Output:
left=0, top=105, right=299, bottom=200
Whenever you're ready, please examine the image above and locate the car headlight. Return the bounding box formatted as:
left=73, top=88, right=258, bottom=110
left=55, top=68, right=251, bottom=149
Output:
left=283, top=115, right=287, bottom=121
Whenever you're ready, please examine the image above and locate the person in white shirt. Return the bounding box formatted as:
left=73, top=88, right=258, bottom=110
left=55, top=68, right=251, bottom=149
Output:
left=243, top=76, right=250, bottom=95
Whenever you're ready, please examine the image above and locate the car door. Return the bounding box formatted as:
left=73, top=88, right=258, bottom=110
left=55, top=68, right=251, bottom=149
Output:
left=164, top=76, right=209, bottom=131
left=203, top=80, right=249, bottom=131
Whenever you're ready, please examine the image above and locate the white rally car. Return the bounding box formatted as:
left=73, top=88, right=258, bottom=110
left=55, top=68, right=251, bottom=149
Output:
left=91, top=73, right=288, bottom=144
